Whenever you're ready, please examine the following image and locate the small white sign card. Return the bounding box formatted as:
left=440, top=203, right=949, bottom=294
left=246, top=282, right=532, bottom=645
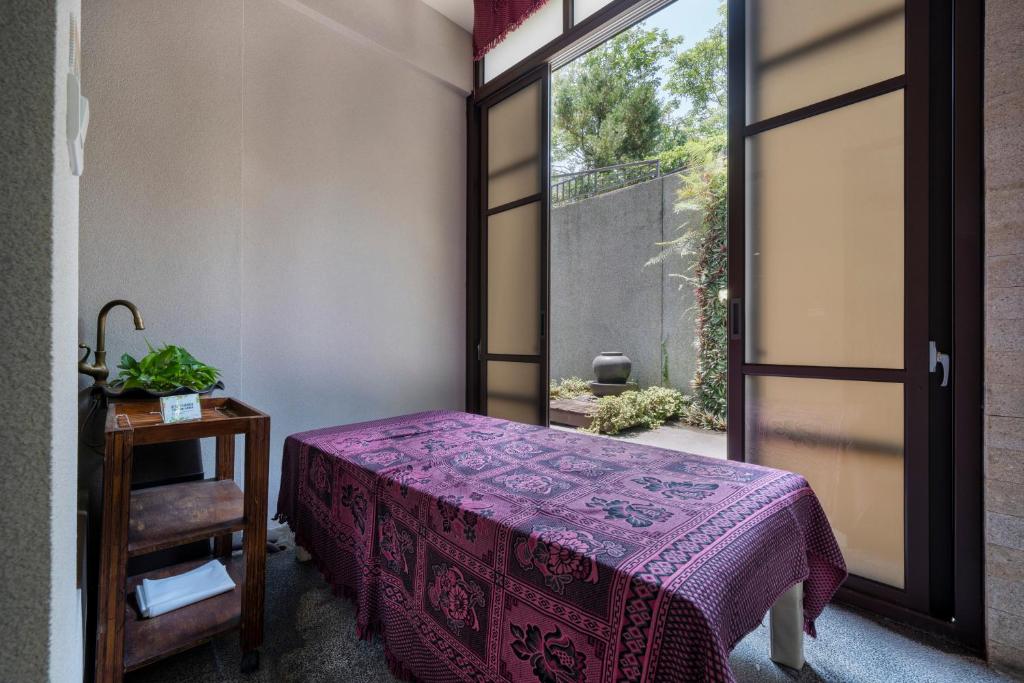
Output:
left=159, top=393, right=203, bottom=423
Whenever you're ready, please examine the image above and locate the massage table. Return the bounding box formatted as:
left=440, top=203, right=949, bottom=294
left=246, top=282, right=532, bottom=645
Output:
left=277, top=411, right=846, bottom=682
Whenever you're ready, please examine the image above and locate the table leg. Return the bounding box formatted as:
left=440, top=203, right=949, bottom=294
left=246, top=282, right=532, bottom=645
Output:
left=240, top=416, right=269, bottom=667
left=94, top=430, right=134, bottom=683
left=769, top=582, right=805, bottom=671
left=213, top=434, right=236, bottom=558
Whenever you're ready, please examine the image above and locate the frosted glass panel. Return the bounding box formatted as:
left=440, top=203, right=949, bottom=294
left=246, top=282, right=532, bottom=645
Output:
left=746, top=376, right=904, bottom=587
left=484, top=0, right=563, bottom=82
left=487, top=202, right=541, bottom=355
left=747, top=0, right=904, bottom=122
left=488, top=361, right=541, bottom=424
left=488, top=81, right=542, bottom=209
left=574, top=0, right=613, bottom=23
left=745, top=92, right=904, bottom=368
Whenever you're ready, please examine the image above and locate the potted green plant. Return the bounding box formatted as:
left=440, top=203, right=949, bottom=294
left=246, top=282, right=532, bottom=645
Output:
left=104, top=342, right=224, bottom=398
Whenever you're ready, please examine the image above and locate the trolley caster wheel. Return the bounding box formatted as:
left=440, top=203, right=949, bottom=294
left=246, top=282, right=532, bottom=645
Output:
left=241, top=650, right=260, bottom=673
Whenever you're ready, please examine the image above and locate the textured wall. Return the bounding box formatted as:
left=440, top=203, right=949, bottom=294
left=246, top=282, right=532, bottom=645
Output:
left=550, top=172, right=698, bottom=391
left=240, top=0, right=468, bottom=514
left=550, top=178, right=664, bottom=388
left=292, top=0, right=471, bottom=90
left=0, top=1, right=82, bottom=681
left=984, top=0, right=1024, bottom=676
left=80, top=0, right=470, bottom=514
left=81, top=2, right=245, bottom=474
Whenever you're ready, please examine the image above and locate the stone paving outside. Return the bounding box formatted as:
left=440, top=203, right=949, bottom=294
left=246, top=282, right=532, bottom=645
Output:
left=552, top=421, right=727, bottom=459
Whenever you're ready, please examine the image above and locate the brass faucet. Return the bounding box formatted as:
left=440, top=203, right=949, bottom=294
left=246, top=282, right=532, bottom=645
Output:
left=78, top=299, right=145, bottom=385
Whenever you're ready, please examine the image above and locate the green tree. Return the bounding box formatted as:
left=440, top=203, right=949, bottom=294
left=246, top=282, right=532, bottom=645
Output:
left=659, top=2, right=727, bottom=172
left=552, top=27, right=681, bottom=171
left=550, top=4, right=730, bottom=425
left=666, top=3, right=726, bottom=129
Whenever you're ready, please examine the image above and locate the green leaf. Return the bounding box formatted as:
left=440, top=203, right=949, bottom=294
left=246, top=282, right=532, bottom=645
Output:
left=117, top=353, right=140, bottom=373
left=115, top=343, right=221, bottom=393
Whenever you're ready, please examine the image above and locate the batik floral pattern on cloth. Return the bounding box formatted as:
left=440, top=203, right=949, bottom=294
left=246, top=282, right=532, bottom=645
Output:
left=632, top=476, right=719, bottom=500
left=452, top=449, right=494, bottom=472
left=377, top=506, right=414, bottom=576
left=514, top=525, right=625, bottom=594
left=338, top=483, right=367, bottom=534
left=277, top=410, right=847, bottom=683
left=586, top=496, right=673, bottom=528
left=543, top=454, right=624, bottom=479
left=427, top=563, right=486, bottom=633
left=489, top=470, right=571, bottom=497
left=510, top=622, right=588, bottom=683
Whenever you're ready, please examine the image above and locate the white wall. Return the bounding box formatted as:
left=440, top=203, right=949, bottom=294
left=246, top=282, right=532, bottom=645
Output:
left=51, top=5, right=85, bottom=678
left=242, top=0, right=468, bottom=511
left=0, top=1, right=82, bottom=681
left=81, top=0, right=470, bottom=513
left=81, top=1, right=245, bottom=439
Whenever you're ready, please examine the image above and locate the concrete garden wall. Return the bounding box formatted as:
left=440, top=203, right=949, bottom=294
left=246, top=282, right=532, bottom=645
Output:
left=550, top=171, right=701, bottom=392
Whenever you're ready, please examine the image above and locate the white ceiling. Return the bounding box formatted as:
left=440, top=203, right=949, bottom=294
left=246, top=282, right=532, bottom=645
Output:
left=420, top=0, right=474, bottom=32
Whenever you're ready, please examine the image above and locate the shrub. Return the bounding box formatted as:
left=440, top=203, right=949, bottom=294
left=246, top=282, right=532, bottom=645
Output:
left=583, top=387, right=687, bottom=435
left=549, top=377, right=591, bottom=400
left=677, top=402, right=726, bottom=431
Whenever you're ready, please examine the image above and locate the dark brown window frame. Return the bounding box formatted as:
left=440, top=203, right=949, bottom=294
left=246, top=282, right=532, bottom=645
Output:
left=730, top=0, right=935, bottom=619
left=950, top=0, right=984, bottom=654
left=470, top=66, right=551, bottom=425
left=466, top=0, right=984, bottom=653
left=726, top=0, right=984, bottom=651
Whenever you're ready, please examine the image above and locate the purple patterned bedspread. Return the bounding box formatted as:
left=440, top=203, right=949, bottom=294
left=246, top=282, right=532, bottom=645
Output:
left=276, top=411, right=846, bottom=683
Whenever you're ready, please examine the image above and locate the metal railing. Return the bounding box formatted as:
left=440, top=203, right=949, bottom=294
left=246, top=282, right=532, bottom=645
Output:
left=551, top=159, right=662, bottom=206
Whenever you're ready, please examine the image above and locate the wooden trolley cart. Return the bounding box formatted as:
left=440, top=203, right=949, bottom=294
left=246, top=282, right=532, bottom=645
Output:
left=94, top=397, right=269, bottom=681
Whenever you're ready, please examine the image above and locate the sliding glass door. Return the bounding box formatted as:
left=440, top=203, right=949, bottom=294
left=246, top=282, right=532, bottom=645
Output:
left=728, top=0, right=943, bottom=613
left=472, top=67, right=550, bottom=425
left=467, top=0, right=979, bottom=647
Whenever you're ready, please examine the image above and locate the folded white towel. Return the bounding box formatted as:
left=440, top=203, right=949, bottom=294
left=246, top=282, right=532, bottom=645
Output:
left=136, top=560, right=236, bottom=618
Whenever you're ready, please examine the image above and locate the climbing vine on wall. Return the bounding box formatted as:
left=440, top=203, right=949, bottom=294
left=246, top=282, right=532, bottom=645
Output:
left=684, top=162, right=728, bottom=424
left=648, top=138, right=727, bottom=429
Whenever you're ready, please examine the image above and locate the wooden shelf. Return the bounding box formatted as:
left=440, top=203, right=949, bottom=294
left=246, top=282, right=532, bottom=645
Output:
left=106, top=396, right=265, bottom=446
left=123, top=555, right=245, bottom=672
left=96, top=395, right=269, bottom=681
left=128, top=480, right=245, bottom=558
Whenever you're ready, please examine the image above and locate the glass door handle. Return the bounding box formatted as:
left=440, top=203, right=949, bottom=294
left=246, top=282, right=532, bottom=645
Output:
left=730, top=299, right=742, bottom=340
left=929, top=341, right=950, bottom=387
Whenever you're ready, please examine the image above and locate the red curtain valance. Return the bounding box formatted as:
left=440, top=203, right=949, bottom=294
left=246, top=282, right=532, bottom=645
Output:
left=474, top=0, right=552, bottom=60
